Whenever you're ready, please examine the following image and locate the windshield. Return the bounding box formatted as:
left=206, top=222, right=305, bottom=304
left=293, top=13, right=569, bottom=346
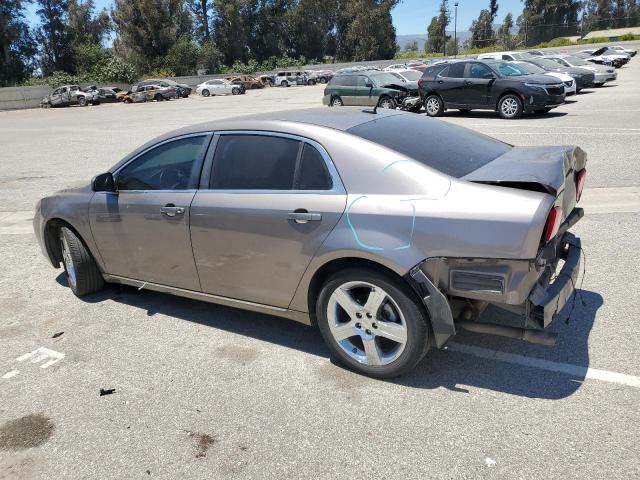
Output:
left=399, top=70, right=422, bottom=81
left=370, top=72, right=406, bottom=86
left=515, top=62, right=545, bottom=74
left=347, top=114, right=511, bottom=178
left=529, top=58, right=562, bottom=70
left=389, top=72, right=407, bottom=82
left=494, top=62, right=530, bottom=76
left=565, top=55, right=591, bottom=66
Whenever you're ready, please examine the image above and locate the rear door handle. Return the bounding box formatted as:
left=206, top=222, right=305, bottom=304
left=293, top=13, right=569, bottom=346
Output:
left=288, top=210, right=322, bottom=224
left=160, top=204, right=185, bottom=217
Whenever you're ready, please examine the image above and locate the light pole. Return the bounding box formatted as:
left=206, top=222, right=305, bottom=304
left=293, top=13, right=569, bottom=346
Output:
left=454, top=2, right=459, bottom=57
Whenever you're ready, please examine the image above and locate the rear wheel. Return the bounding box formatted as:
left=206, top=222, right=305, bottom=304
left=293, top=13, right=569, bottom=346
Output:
left=329, top=96, right=343, bottom=107
left=424, top=94, right=444, bottom=116
left=154, top=93, right=163, bottom=102
left=319, top=77, right=328, bottom=84
left=232, top=87, right=240, bottom=95
left=316, top=268, right=430, bottom=378
left=498, top=94, right=523, bottom=119
left=77, top=97, right=87, bottom=107
left=59, top=227, right=104, bottom=297
left=377, top=96, right=396, bottom=109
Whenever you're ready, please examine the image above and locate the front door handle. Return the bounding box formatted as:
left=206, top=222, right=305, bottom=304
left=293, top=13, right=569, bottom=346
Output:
left=288, top=209, right=322, bottom=224
left=464, top=80, right=473, bottom=85
left=160, top=204, right=185, bottom=217
left=437, top=80, right=444, bottom=84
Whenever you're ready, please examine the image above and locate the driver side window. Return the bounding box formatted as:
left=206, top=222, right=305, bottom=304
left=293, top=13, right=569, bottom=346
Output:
left=466, top=63, right=493, bottom=78
left=117, top=135, right=208, bottom=191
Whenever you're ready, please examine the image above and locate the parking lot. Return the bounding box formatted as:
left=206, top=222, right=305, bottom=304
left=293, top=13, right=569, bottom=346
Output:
left=1, top=43, right=639, bottom=479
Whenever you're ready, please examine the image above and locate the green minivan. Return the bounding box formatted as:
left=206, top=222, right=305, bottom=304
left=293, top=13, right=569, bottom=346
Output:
left=322, top=70, right=418, bottom=109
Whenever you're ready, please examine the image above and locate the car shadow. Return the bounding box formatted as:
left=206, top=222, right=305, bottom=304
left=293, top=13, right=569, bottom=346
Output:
left=58, top=273, right=602, bottom=400
left=440, top=110, right=569, bottom=119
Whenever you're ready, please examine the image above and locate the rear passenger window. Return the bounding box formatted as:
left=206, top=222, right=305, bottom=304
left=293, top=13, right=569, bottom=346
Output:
left=211, top=135, right=300, bottom=190
left=297, top=144, right=332, bottom=190
left=443, top=62, right=465, bottom=78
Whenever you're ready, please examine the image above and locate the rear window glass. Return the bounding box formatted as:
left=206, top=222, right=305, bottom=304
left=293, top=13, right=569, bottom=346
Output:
left=347, top=115, right=511, bottom=178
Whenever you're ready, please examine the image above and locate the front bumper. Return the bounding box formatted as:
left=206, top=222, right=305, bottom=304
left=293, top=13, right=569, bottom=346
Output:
left=524, top=91, right=565, bottom=111
left=528, top=233, right=581, bottom=327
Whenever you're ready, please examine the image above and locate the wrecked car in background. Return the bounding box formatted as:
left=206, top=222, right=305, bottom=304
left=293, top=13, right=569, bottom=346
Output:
left=33, top=107, right=587, bottom=378
left=41, top=85, right=100, bottom=108
left=224, top=75, right=264, bottom=90
left=133, top=79, right=191, bottom=98
left=323, top=70, right=419, bottom=109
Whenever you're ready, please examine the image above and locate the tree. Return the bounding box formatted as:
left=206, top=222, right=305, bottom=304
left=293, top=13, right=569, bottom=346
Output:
left=469, top=0, right=499, bottom=48
left=518, top=0, right=580, bottom=46
left=212, top=0, right=256, bottom=65
left=497, top=12, right=518, bottom=49
left=425, top=1, right=449, bottom=54
left=189, top=0, right=213, bottom=41
left=112, top=0, right=192, bottom=72
left=67, top=0, right=109, bottom=45
left=0, top=0, right=35, bottom=85
left=338, top=0, right=398, bottom=61
left=405, top=40, right=418, bottom=52
left=35, top=0, right=74, bottom=75
left=287, top=0, right=336, bottom=62
left=163, top=35, right=198, bottom=75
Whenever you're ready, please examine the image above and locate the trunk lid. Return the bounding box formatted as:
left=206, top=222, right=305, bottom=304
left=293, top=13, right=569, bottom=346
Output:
left=464, top=145, right=587, bottom=218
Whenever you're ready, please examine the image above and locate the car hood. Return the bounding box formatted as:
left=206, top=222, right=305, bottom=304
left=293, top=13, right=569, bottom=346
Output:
left=516, top=74, right=562, bottom=85
left=380, top=83, right=419, bottom=94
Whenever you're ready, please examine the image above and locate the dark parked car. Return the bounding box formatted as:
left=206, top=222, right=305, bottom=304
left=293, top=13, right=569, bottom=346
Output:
left=323, top=70, right=419, bottom=109
left=85, top=86, right=122, bottom=103
left=33, top=108, right=587, bottom=378
left=418, top=60, right=565, bottom=119
left=521, top=57, right=596, bottom=92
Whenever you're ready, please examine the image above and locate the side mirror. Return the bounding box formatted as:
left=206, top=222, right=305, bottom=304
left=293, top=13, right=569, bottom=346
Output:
left=92, top=172, right=116, bottom=192
left=483, top=72, right=496, bottom=79
left=365, top=82, right=373, bottom=88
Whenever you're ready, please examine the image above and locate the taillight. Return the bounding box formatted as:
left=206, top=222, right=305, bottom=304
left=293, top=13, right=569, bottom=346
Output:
left=543, top=206, right=562, bottom=243
left=575, top=168, right=587, bottom=202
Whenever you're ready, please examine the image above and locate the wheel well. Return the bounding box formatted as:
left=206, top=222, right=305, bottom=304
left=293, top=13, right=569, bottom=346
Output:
left=496, top=90, right=523, bottom=109
left=43, top=218, right=82, bottom=267
left=424, top=92, right=443, bottom=103
left=306, top=257, right=412, bottom=325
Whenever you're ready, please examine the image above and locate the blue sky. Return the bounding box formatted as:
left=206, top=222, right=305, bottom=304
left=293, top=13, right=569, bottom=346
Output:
left=24, top=0, right=524, bottom=35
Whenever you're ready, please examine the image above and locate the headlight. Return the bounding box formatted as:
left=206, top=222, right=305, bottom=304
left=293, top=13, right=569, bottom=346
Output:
left=524, top=83, right=545, bottom=89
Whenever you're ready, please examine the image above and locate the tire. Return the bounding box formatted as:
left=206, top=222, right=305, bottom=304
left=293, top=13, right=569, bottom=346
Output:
left=232, top=87, right=240, bottom=95
left=576, top=88, right=582, bottom=94
left=595, top=83, right=604, bottom=87
left=498, top=93, right=523, bottom=119
left=458, top=108, right=471, bottom=113
left=377, top=96, right=396, bottom=109
left=329, top=95, right=344, bottom=107
left=424, top=94, right=444, bottom=117
left=154, top=93, right=163, bottom=102
left=319, top=77, right=328, bottom=84
left=316, top=268, right=430, bottom=378
left=201, top=89, right=210, bottom=97
left=534, top=108, right=552, bottom=114
left=59, top=227, right=104, bottom=297
left=124, top=98, right=132, bottom=104
left=77, top=96, right=87, bottom=107
left=281, top=80, right=289, bottom=87
left=308, top=79, right=316, bottom=86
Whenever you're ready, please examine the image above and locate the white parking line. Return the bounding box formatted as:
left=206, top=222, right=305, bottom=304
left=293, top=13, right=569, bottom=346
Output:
left=448, top=342, right=640, bottom=389
left=462, top=124, right=640, bottom=131
left=16, top=347, right=65, bottom=368
left=2, top=370, right=19, bottom=379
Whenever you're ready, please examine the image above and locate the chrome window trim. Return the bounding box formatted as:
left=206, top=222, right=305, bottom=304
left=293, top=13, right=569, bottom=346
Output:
left=200, top=130, right=346, bottom=195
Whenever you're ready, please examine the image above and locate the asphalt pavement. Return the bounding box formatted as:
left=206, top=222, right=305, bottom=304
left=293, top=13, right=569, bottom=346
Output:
left=1, top=43, right=639, bottom=479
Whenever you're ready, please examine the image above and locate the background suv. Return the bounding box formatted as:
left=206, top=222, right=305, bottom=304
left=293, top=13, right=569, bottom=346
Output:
left=323, top=70, right=418, bottom=109
left=418, top=60, right=565, bottom=119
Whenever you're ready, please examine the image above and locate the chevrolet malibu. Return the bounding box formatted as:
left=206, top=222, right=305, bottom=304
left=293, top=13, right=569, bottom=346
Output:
left=34, top=108, right=587, bottom=378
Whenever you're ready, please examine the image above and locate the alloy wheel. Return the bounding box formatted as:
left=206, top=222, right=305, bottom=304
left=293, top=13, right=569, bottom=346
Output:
left=326, top=281, right=408, bottom=366
left=426, top=97, right=441, bottom=115
left=501, top=97, right=519, bottom=117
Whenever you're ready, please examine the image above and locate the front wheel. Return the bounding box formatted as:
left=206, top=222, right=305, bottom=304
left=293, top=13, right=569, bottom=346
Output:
left=319, top=77, right=328, bottom=84
left=77, top=97, right=87, bottom=107
left=154, top=93, right=163, bottom=102
left=329, top=96, right=343, bottom=107
left=281, top=80, right=289, bottom=87
left=498, top=94, right=523, bottom=119
left=201, top=89, right=210, bottom=97
left=316, top=268, right=430, bottom=378
left=377, top=96, right=396, bottom=109
left=424, top=94, right=444, bottom=116
left=59, top=227, right=104, bottom=297
left=232, top=87, right=240, bottom=95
